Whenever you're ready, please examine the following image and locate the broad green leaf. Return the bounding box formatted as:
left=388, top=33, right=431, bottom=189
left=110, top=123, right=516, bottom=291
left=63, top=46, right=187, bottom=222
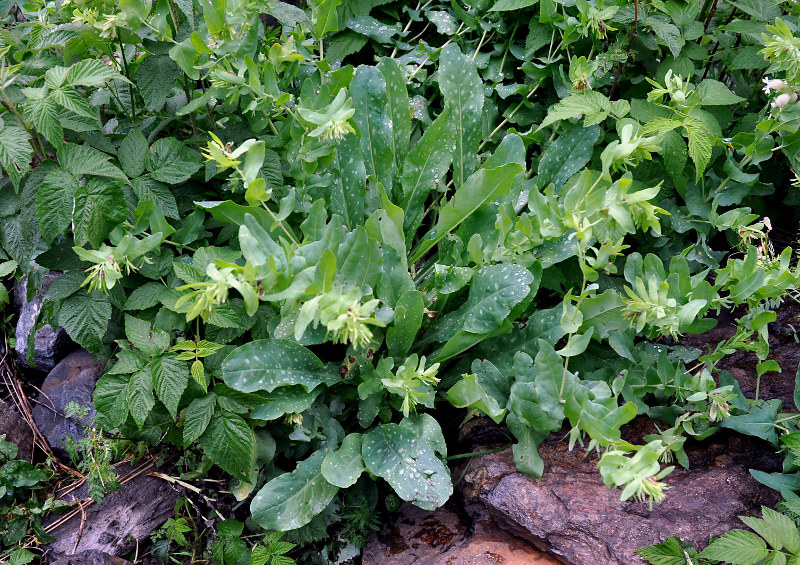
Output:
left=58, top=143, right=127, bottom=180
left=124, top=282, right=165, bottom=310
left=127, top=370, right=155, bottom=428
left=136, top=55, right=180, bottom=111
left=447, top=373, right=506, bottom=423
left=24, top=97, right=62, bottom=146
left=506, top=412, right=546, bottom=478
left=72, top=178, right=127, bottom=247
left=351, top=66, right=393, bottom=193
left=697, top=79, right=744, bottom=106
left=151, top=354, right=189, bottom=418
left=538, top=125, right=600, bottom=190
left=36, top=169, right=79, bottom=243
left=362, top=423, right=452, bottom=511
left=721, top=399, right=780, bottom=445
left=336, top=227, right=382, bottom=290
left=251, top=385, right=323, bottom=421
left=686, top=125, right=712, bottom=182
left=439, top=44, right=483, bottom=188
left=183, top=393, right=216, bottom=446
left=538, top=91, right=612, bottom=131
left=490, top=0, right=537, bottom=10
left=400, top=108, right=453, bottom=236
left=222, top=339, right=335, bottom=393
left=699, top=529, right=769, bottom=564
left=636, top=537, right=698, bottom=565
left=51, top=87, right=95, bottom=119
left=411, top=162, right=523, bottom=262
left=145, top=138, right=202, bottom=184
left=321, top=433, right=364, bottom=488
left=66, top=59, right=127, bottom=86
left=330, top=133, right=366, bottom=229
left=131, top=177, right=179, bottom=219
left=564, top=383, right=638, bottom=448
left=94, top=374, right=129, bottom=429
left=125, top=315, right=170, bottom=356
left=200, top=411, right=255, bottom=481
left=0, top=125, right=33, bottom=189
left=312, top=0, right=343, bottom=38
left=399, top=413, right=448, bottom=458
left=251, top=451, right=339, bottom=530
left=386, top=290, right=424, bottom=358
left=118, top=130, right=149, bottom=178
left=377, top=58, right=411, bottom=183
left=59, top=290, right=111, bottom=351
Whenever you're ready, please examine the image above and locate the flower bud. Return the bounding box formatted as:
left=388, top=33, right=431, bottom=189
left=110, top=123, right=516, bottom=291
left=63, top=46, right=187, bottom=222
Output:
left=763, top=77, right=790, bottom=94
left=772, top=92, right=795, bottom=109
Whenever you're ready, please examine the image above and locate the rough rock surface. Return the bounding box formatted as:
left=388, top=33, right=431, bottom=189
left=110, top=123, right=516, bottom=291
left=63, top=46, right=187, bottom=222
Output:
left=44, top=463, right=180, bottom=559
left=459, top=420, right=782, bottom=565
left=0, top=398, right=33, bottom=461
left=32, top=349, right=104, bottom=457
left=362, top=503, right=561, bottom=565
left=14, top=273, right=74, bottom=373
left=50, top=550, right=132, bottom=565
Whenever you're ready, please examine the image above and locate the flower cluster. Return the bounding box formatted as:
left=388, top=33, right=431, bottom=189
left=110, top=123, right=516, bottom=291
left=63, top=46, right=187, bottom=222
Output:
left=763, top=77, right=798, bottom=109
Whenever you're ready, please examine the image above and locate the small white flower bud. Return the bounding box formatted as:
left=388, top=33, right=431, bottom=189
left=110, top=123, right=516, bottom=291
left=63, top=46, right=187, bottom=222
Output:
left=772, top=92, right=794, bottom=109
left=763, top=77, right=789, bottom=94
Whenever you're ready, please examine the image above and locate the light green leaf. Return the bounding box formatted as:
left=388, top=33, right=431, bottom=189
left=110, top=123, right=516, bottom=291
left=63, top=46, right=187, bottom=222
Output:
left=66, top=59, right=127, bottom=86
left=0, top=125, right=33, bottom=189
left=222, top=339, right=335, bottom=393
left=439, top=44, right=483, bottom=188
left=490, top=0, right=537, bottom=10
left=93, top=374, right=129, bottom=429
left=361, top=423, right=452, bottom=511
left=321, top=433, right=364, bottom=488
left=699, top=530, right=769, bottom=565
left=538, top=91, right=612, bottom=131
left=330, top=133, right=366, bottom=229
left=200, top=410, right=255, bottom=481
left=686, top=125, right=712, bottom=182
left=251, top=451, right=339, bottom=530
left=24, top=97, right=63, bottom=146
left=386, top=290, right=424, bottom=358
left=312, top=0, right=343, bottom=38
left=59, top=143, right=127, bottom=180
left=250, top=385, right=323, bottom=421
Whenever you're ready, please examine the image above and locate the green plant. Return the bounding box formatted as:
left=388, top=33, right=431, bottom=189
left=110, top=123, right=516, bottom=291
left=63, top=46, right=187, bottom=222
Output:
left=3, top=0, right=800, bottom=554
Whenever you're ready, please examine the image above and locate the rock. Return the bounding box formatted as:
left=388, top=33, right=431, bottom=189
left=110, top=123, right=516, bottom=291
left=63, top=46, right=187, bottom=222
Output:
left=32, top=350, right=104, bottom=458
left=0, top=398, right=33, bottom=461
left=14, top=273, right=74, bottom=373
left=362, top=503, right=561, bottom=565
left=459, top=420, right=782, bottom=565
left=44, top=462, right=181, bottom=559
left=50, top=550, right=131, bottom=565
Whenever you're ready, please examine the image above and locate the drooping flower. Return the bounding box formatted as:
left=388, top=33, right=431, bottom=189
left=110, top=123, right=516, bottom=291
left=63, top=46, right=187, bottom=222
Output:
left=763, top=76, right=790, bottom=94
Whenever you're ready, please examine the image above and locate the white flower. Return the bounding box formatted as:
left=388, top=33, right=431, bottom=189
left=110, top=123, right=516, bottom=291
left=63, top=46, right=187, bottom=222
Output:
left=772, top=92, right=798, bottom=109
left=763, top=77, right=790, bottom=94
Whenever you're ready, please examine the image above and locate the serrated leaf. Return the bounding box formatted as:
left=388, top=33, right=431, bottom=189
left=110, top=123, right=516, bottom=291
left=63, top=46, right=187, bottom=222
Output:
left=362, top=423, right=452, bottom=511
left=72, top=178, right=127, bottom=247
left=321, top=433, right=364, bottom=488
left=59, top=290, right=111, bottom=351
left=66, top=59, right=127, bottom=86
left=136, top=55, right=180, bottom=111
left=439, top=43, right=483, bottom=188
left=118, top=129, right=148, bottom=178
left=93, top=374, right=129, bottom=429
left=200, top=410, right=255, bottom=481
left=251, top=450, right=339, bottom=530
left=130, top=177, right=179, bottom=219
left=151, top=354, right=189, bottom=418
left=58, top=143, right=127, bottom=180
left=538, top=91, right=612, bottom=130
left=635, top=536, right=696, bottom=565
left=36, top=168, right=79, bottom=243
left=127, top=370, right=155, bottom=428
left=24, top=97, right=63, bottom=146
left=0, top=125, right=33, bottom=190
left=125, top=314, right=170, bottom=356
left=686, top=125, right=712, bottom=182
left=145, top=138, right=202, bottom=184
left=51, top=87, right=96, bottom=119
left=222, top=339, right=335, bottom=393
left=183, top=393, right=215, bottom=446
left=699, top=530, right=769, bottom=565
left=191, top=360, right=206, bottom=390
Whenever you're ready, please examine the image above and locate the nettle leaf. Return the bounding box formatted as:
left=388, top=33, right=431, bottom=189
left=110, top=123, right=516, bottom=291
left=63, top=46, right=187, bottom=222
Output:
left=321, top=432, right=364, bottom=488
left=439, top=43, right=483, bottom=188
left=251, top=451, right=339, bottom=531
left=58, top=290, right=111, bottom=351
left=145, top=138, right=202, bottom=184
left=362, top=423, right=452, bottom=511
left=151, top=354, right=189, bottom=418
left=351, top=65, right=394, bottom=193
left=538, top=91, right=613, bottom=131
left=118, top=129, right=149, bottom=178
left=699, top=529, right=769, bottom=564
left=36, top=168, right=79, bottom=243
left=72, top=178, right=127, bottom=247
left=136, top=55, right=180, bottom=111
left=24, top=97, right=63, bottom=146
left=127, top=370, right=155, bottom=428
left=200, top=410, right=255, bottom=481
left=222, top=339, right=336, bottom=393
left=0, top=125, right=33, bottom=189
left=183, top=393, right=216, bottom=446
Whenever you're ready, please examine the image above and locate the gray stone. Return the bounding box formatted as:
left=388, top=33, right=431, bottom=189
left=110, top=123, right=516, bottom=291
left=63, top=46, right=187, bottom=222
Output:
left=459, top=420, right=782, bottom=565
left=50, top=550, right=132, bottom=565
left=0, top=398, right=33, bottom=461
left=362, top=503, right=561, bottom=565
left=45, top=463, right=180, bottom=559
left=14, top=273, right=74, bottom=373
left=32, top=349, right=104, bottom=458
